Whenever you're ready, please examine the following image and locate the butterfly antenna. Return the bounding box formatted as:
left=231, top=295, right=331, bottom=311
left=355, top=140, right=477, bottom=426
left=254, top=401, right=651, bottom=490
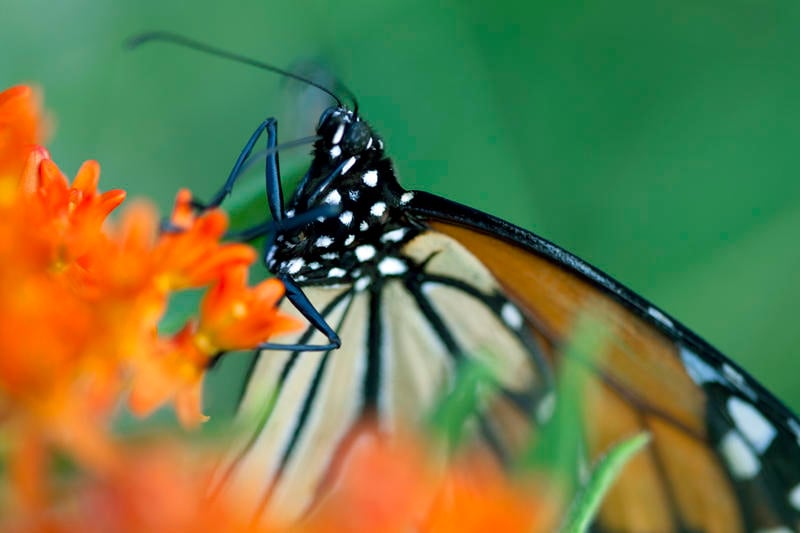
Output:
left=127, top=31, right=352, bottom=109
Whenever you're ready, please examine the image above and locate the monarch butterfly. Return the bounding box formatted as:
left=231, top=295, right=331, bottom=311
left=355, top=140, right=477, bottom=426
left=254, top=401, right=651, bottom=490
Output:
left=133, top=33, right=800, bottom=532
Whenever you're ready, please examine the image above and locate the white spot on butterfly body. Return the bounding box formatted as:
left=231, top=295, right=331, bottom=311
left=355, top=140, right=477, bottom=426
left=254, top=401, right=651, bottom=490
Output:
left=285, top=209, right=295, bottom=217
left=377, top=257, right=407, bottom=275
left=370, top=202, right=387, bottom=217
left=285, top=258, right=305, bottom=275
left=328, top=267, right=347, bottom=278
left=365, top=137, right=373, bottom=150
left=355, top=245, right=376, bottom=262
left=324, top=190, right=341, bottom=205
left=377, top=139, right=384, bottom=150
left=380, top=228, right=408, bottom=243
left=339, top=211, right=353, bottom=226
left=329, top=146, right=342, bottom=159
left=362, top=170, right=378, bottom=187
left=727, top=397, right=777, bottom=454
left=315, top=236, right=333, bottom=248
left=647, top=306, right=674, bottom=328
left=756, top=527, right=794, bottom=533
left=400, top=191, right=414, bottom=204
left=332, top=123, right=345, bottom=145
left=501, top=303, right=523, bottom=330
left=341, top=157, right=357, bottom=175
left=789, top=483, right=800, bottom=511
left=719, top=430, right=760, bottom=479
left=344, top=235, right=355, bottom=246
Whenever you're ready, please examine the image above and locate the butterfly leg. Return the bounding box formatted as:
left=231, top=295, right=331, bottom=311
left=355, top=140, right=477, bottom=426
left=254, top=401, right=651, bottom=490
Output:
left=226, top=205, right=339, bottom=242
left=195, top=118, right=282, bottom=216
left=256, top=275, right=342, bottom=352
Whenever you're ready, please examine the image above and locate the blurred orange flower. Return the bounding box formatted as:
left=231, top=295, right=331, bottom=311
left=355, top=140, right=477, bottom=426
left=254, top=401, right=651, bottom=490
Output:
left=0, top=84, right=300, bottom=514
left=301, top=429, right=555, bottom=533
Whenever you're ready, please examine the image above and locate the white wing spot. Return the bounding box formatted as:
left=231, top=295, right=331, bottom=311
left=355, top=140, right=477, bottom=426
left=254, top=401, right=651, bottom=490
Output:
left=680, top=345, right=723, bottom=386
left=315, top=235, right=334, bottom=248
left=321, top=252, right=338, bottom=260
left=536, top=392, right=556, bottom=423
left=728, top=396, right=777, bottom=454
left=370, top=202, right=387, bottom=217
left=329, top=146, right=342, bottom=159
left=324, top=190, right=341, bottom=205
left=341, top=156, right=357, bottom=175
left=328, top=267, right=347, bottom=278
left=307, top=262, right=321, bottom=270
left=332, top=123, right=345, bottom=145
left=285, top=257, right=305, bottom=275
left=377, top=257, right=407, bottom=275
left=501, top=303, right=523, bottom=330
left=362, top=170, right=378, bottom=187
left=788, top=418, right=800, bottom=445
left=355, top=244, right=376, bottom=262
left=348, top=190, right=360, bottom=201
left=719, top=430, right=760, bottom=479
left=359, top=221, right=369, bottom=232
left=647, top=306, right=674, bottom=328
left=400, top=191, right=414, bottom=204
left=285, top=209, right=295, bottom=217
left=344, top=234, right=355, bottom=246
left=354, top=277, right=371, bottom=291
left=789, top=483, right=800, bottom=511
left=339, top=211, right=353, bottom=226
left=723, top=363, right=757, bottom=400
left=380, top=228, right=408, bottom=243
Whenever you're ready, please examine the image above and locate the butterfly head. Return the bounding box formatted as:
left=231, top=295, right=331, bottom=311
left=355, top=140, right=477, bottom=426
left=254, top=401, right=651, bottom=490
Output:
left=265, top=107, right=418, bottom=285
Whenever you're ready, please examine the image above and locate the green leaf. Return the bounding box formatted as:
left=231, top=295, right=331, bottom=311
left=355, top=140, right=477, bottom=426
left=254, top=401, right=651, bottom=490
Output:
left=518, top=315, right=609, bottom=492
left=427, top=358, right=498, bottom=452
left=560, top=432, right=651, bottom=533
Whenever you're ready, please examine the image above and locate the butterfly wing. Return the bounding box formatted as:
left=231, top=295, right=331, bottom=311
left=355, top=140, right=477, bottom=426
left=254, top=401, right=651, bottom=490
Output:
left=407, top=189, right=800, bottom=532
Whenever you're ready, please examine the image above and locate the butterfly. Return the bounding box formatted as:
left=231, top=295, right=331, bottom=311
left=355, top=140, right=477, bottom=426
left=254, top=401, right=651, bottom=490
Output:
left=133, top=32, right=800, bottom=532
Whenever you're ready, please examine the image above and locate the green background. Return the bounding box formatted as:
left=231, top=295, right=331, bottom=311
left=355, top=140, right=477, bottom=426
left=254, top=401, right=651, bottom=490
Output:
left=3, top=1, right=800, bottom=413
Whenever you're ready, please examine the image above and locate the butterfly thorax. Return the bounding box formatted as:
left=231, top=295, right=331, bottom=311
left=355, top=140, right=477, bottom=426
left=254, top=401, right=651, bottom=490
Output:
left=266, top=107, right=421, bottom=285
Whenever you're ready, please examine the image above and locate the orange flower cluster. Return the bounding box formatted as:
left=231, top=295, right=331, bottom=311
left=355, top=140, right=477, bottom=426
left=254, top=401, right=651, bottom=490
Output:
left=0, top=85, right=299, bottom=513
left=13, top=430, right=550, bottom=533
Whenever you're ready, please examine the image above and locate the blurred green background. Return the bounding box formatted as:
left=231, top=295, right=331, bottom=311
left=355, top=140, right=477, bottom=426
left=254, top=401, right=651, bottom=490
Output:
left=3, top=1, right=800, bottom=413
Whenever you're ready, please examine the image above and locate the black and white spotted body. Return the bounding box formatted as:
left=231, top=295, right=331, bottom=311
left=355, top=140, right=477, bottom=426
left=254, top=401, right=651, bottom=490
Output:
left=267, top=108, right=420, bottom=286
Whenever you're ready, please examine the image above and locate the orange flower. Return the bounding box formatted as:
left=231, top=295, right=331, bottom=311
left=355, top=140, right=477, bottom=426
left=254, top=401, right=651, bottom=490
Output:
left=0, top=83, right=300, bottom=516
left=0, top=85, right=44, bottom=197
left=128, top=267, right=300, bottom=428
left=154, top=189, right=256, bottom=291
left=302, top=429, right=555, bottom=533
left=4, top=442, right=279, bottom=533
left=197, top=266, right=300, bottom=353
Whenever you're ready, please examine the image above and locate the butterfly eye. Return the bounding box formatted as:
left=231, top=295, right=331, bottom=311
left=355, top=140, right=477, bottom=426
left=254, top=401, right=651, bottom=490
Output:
left=342, top=121, right=371, bottom=153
